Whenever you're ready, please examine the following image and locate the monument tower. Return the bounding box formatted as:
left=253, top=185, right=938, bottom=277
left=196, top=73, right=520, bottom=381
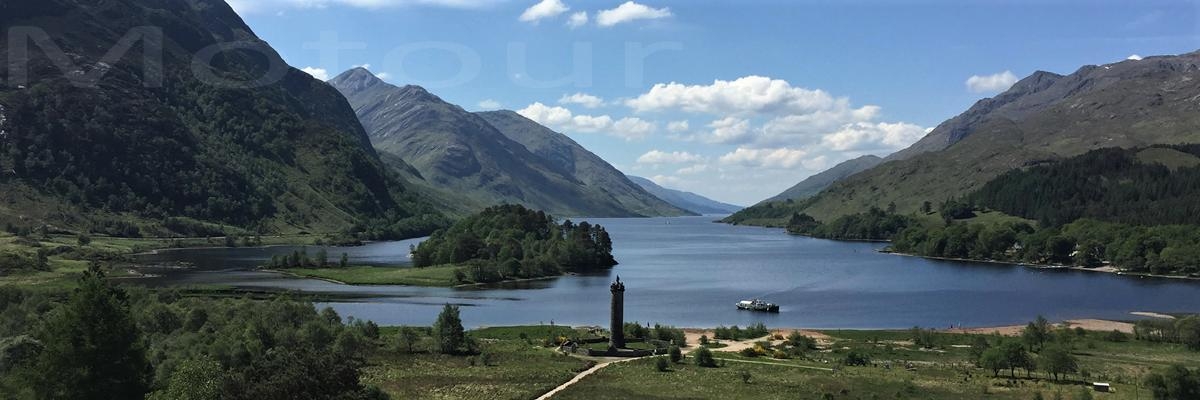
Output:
left=609, top=276, right=625, bottom=349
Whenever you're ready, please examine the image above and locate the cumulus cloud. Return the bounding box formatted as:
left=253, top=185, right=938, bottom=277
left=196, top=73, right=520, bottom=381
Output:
left=519, top=0, right=569, bottom=23
left=558, top=92, right=605, bottom=108
left=718, top=147, right=809, bottom=169
left=821, top=122, right=928, bottom=152
left=612, top=117, right=656, bottom=140
left=676, top=164, right=708, bottom=175
left=965, top=70, right=1018, bottom=93
left=300, top=67, right=329, bottom=80
left=1127, top=54, right=1144, bottom=61
left=517, top=102, right=651, bottom=140
left=626, top=76, right=841, bottom=116
left=228, top=0, right=502, bottom=14
left=705, top=117, right=753, bottom=144
left=567, top=11, right=589, bottom=28
left=477, top=99, right=502, bottom=109
left=596, top=1, right=672, bottom=27
left=666, top=120, right=689, bottom=133
left=637, top=150, right=703, bottom=165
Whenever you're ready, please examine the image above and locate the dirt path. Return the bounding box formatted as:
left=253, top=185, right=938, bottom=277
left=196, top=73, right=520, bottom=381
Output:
left=534, top=356, right=651, bottom=400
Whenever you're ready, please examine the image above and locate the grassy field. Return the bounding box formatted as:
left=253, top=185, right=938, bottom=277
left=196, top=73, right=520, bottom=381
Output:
left=364, top=325, right=595, bottom=400
left=550, top=328, right=1198, bottom=400
left=285, top=265, right=463, bottom=286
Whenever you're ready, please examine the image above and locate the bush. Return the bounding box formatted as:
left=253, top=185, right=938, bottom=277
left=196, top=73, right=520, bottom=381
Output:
left=655, top=357, right=669, bottom=372
left=669, top=346, right=682, bottom=363
left=739, top=347, right=759, bottom=357
left=694, top=347, right=717, bottom=368
left=1104, top=330, right=1129, bottom=342
left=843, top=350, right=870, bottom=366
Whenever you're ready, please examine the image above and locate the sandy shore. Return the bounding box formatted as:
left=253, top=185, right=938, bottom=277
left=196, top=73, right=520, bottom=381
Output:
left=884, top=251, right=1200, bottom=281
left=944, top=319, right=1136, bottom=336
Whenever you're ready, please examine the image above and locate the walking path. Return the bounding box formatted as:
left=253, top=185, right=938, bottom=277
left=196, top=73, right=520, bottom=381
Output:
left=534, top=356, right=652, bottom=400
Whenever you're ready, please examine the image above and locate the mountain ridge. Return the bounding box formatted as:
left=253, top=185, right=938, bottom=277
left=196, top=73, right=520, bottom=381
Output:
left=330, top=68, right=689, bottom=218
left=625, top=176, right=742, bottom=215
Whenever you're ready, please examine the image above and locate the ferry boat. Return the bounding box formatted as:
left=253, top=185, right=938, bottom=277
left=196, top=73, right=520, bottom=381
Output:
left=736, top=299, right=780, bottom=313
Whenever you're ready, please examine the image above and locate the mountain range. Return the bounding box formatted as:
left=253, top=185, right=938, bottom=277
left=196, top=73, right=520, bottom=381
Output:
left=625, top=176, right=742, bottom=215
left=0, top=0, right=442, bottom=238
left=329, top=68, right=689, bottom=218
left=732, top=50, right=1200, bottom=224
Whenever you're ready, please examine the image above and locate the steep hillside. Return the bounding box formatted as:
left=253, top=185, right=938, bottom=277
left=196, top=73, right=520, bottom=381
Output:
left=763, top=155, right=882, bottom=202
left=330, top=68, right=687, bottom=217
left=800, top=51, right=1200, bottom=221
left=625, top=176, right=741, bottom=215
left=0, top=0, right=443, bottom=237
left=476, top=111, right=690, bottom=217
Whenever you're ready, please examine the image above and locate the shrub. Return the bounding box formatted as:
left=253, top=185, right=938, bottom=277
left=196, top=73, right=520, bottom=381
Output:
left=843, top=350, right=870, bottom=366
left=739, top=347, right=759, bottom=357
left=740, top=370, right=752, bottom=384
left=669, top=346, right=682, bottom=363
left=694, top=347, right=717, bottom=367
left=655, top=357, right=669, bottom=372
left=1104, top=330, right=1129, bottom=342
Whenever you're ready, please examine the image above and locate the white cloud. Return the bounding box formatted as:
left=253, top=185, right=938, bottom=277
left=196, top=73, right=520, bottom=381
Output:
left=636, top=150, right=703, bottom=165
left=517, top=102, right=650, bottom=140
left=1127, top=54, right=1144, bottom=61
left=558, top=92, right=605, bottom=108
left=719, top=147, right=809, bottom=169
left=478, top=99, right=502, bottom=109
left=612, top=117, right=656, bottom=140
left=676, top=164, right=708, bottom=175
left=649, top=174, right=683, bottom=187
left=375, top=72, right=392, bottom=80
left=626, top=76, right=839, bottom=116
left=965, top=70, right=1018, bottom=93
left=705, top=117, right=752, bottom=144
left=228, top=0, right=502, bottom=14
left=519, top=0, right=569, bottom=23
left=821, top=122, right=928, bottom=152
left=666, top=120, right=689, bottom=133
left=300, top=67, right=329, bottom=80
left=596, top=1, right=672, bottom=27
left=567, top=11, right=589, bottom=28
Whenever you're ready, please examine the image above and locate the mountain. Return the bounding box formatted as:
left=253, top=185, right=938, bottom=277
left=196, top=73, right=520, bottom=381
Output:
left=743, top=51, right=1200, bottom=223
left=625, top=176, right=742, bottom=215
left=475, top=110, right=690, bottom=217
left=763, top=155, right=883, bottom=202
left=329, top=68, right=690, bottom=217
left=0, top=0, right=443, bottom=237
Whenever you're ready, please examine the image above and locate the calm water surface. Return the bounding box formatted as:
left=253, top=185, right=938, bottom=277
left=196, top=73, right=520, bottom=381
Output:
left=131, top=216, right=1200, bottom=329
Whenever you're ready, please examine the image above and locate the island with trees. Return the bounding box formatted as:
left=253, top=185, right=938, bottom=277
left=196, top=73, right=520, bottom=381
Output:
left=266, top=204, right=618, bottom=286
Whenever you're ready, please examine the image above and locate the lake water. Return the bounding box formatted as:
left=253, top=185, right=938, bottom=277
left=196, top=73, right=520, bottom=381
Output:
left=131, top=216, right=1200, bottom=329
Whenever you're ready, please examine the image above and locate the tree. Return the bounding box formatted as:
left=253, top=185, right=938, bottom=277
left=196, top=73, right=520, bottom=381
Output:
left=31, top=264, right=149, bottom=399
left=669, top=345, right=682, bottom=363
left=397, top=326, right=421, bottom=353
left=432, top=305, right=470, bottom=355
left=1023, top=315, right=1052, bottom=352
left=694, top=347, right=716, bottom=368
left=147, top=356, right=222, bottom=400
left=1144, top=365, right=1200, bottom=400
left=339, top=253, right=349, bottom=268
left=1040, top=346, right=1078, bottom=381
left=979, top=347, right=1007, bottom=377
left=316, top=248, right=329, bottom=267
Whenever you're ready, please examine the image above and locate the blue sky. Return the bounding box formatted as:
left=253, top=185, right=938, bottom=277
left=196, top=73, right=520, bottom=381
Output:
left=231, top=0, right=1200, bottom=205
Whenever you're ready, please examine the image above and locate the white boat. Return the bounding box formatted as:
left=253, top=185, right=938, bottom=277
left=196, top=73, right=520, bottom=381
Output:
left=736, top=299, right=779, bottom=313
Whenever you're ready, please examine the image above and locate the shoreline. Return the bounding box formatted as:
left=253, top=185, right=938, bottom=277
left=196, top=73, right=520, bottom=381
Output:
left=883, top=250, right=1200, bottom=282
left=262, top=267, right=566, bottom=289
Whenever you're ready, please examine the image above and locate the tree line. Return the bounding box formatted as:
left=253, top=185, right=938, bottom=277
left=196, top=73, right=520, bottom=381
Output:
left=971, top=145, right=1200, bottom=227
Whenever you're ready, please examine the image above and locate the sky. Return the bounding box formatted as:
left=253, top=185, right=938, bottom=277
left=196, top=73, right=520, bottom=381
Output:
left=229, top=0, right=1200, bottom=205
